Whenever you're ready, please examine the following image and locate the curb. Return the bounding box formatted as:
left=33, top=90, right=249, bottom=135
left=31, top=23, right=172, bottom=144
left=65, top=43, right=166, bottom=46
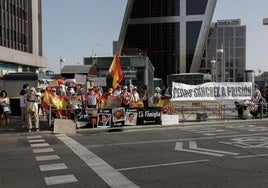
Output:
left=76, top=118, right=268, bottom=134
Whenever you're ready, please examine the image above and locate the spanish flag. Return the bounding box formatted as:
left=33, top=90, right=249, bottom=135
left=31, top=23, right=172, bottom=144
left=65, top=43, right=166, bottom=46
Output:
left=109, top=54, right=123, bottom=89
left=43, top=88, right=67, bottom=110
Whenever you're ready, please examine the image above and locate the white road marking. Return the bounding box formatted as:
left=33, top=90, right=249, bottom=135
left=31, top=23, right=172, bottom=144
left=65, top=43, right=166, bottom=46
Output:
left=117, top=159, right=210, bottom=171
left=234, top=153, right=268, bottom=159
left=88, top=133, right=268, bottom=148
left=175, top=142, right=224, bottom=157
left=30, top=143, right=50, bottom=147
left=36, top=155, right=60, bottom=161
left=56, top=134, right=139, bottom=188
left=27, top=135, right=78, bottom=186
left=44, top=174, right=78, bottom=185
left=28, top=139, right=46, bottom=143
left=189, top=141, right=239, bottom=155
left=27, top=135, right=42, bottom=139
left=197, top=129, right=226, bottom=133
left=39, top=163, right=67, bottom=171
left=33, top=148, right=54, bottom=153
left=204, top=132, right=239, bottom=136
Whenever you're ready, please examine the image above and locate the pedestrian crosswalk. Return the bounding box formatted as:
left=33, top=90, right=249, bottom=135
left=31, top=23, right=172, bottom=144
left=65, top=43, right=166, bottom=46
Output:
left=27, top=135, right=78, bottom=186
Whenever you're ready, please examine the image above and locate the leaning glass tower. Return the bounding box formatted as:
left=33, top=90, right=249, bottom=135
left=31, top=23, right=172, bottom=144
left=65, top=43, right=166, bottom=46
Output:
left=117, top=0, right=217, bottom=82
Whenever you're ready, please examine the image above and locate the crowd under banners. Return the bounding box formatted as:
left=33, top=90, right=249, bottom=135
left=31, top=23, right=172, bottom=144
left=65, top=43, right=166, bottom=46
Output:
left=171, top=82, right=253, bottom=101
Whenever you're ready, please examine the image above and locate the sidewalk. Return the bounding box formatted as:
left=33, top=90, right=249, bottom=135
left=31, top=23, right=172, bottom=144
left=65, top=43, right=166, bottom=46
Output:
left=2, top=115, right=268, bottom=135
left=0, top=116, right=51, bottom=135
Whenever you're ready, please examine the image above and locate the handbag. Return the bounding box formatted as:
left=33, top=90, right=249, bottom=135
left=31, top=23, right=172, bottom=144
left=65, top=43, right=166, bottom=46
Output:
left=2, top=105, right=11, bottom=114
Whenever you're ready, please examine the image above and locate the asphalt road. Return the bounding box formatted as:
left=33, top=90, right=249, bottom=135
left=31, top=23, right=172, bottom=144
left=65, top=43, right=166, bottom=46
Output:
left=1, top=120, right=268, bottom=188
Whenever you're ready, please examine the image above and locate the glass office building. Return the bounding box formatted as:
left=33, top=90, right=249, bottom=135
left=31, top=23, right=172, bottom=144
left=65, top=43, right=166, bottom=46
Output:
left=199, top=19, right=246, bottom=82
left=0, top=0, right=46, bottom=74
left=117, top=0, right=217, bottom=82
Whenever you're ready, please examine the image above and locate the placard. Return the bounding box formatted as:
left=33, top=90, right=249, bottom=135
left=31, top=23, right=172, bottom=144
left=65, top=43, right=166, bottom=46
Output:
left=137, top=107, right=161, bottom=125
left=112, top=107, right=125, bottom=127
left=161, top=114, right=179, bottom=125
left=94, top=77, right=107, bottom=87
left=48, top=80, right=58, bottom=87
left=97, top=108, right=112, bottom=128
left=106, top=96, right=121, bottom=108
left=125, top=108, right=138, bottom=126
left=75, top=74, right=87, bottom=84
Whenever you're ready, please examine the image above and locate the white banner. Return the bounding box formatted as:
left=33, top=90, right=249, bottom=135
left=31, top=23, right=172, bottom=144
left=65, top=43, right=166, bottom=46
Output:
left=171, top=82, right=252, bottom=101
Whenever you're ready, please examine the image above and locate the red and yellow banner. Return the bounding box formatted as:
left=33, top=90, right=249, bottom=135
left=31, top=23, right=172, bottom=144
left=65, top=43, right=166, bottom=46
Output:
left=43, top=88, right=67, bottom=110
left=109, top=54, right=123, bottom=89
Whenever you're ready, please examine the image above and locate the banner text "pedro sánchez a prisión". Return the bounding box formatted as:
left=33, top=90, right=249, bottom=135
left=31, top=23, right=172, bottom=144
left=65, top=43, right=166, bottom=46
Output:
left=171, top=82, right=252, bottom=101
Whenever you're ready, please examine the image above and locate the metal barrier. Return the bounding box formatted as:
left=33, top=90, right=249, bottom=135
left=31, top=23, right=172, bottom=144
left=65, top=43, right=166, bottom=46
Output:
left=169, top=100, right=268, bottom=122
left=170, top=101, right=222, bottom=122
left=45, top=99, right=268, bottom=127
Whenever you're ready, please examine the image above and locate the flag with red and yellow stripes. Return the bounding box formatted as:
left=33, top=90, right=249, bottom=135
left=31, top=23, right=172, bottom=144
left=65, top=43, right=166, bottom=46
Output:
left=109, top=54, right=123, bottom=89
left=43, top=88, right=67, bottom=110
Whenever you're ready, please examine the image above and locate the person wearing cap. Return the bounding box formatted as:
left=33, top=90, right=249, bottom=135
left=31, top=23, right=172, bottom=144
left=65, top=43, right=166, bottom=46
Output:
left=113, top=85, right=122, bottom=97
left=152, top=87, right=162, bottom=106
left=120, top=86, right=133, bottom=107
left=131, top=86, right=140, bottom=102
left=26, top=87, right=40, bottom=132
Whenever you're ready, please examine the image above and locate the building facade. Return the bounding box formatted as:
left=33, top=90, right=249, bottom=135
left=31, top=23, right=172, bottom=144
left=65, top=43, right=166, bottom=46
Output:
left=199, top=19, right=246, bottom=82
left=84, top=56, right=155, bottom=95
left=117, top=0, right=217, bottom=82
left=0, top=0, right=46, bottom=75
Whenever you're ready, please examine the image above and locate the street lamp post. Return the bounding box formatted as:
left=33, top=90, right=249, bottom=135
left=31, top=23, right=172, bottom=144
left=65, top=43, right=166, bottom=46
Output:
left=216, top=46, right=224, bottom=82
left=91, top=43, right=101, bottom=56
left=48, top=49, right=65, bottom=74
left=59, top=54, right=65, bottom=74
left=210, top=57, right=216, bottom=82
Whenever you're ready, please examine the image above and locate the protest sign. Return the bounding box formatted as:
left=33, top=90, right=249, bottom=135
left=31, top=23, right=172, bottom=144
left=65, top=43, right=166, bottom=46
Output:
left=172, top=82, right=252, bottom=101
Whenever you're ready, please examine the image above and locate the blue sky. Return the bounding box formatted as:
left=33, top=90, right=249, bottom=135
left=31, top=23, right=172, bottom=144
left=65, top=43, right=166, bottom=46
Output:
left=42, top=0, right=268, bottom=75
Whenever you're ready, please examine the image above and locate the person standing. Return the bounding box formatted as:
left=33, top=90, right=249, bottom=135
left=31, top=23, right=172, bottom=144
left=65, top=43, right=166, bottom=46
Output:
left=141, top=85, right=149, bottom=108
left=152, top=87, right=162, bottom=106
left=113, top=85, right=122, bottom=97
left=26, top=87, right=39, bottom=132
left=86, top=88, right=97, bottom=108
left=132, top=86, right=140, bottom=102
left=36, top=88, right=44, bottom=119
left=0, top=90, right=11, bottom=129
left=19, top=83, right=29, bottom=129
left=120, top=86, right=132, bottom=107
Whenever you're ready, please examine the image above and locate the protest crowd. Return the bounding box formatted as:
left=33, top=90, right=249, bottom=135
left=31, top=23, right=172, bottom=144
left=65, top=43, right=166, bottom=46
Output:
left=16, top=77, right=268, bottom=133
left=18, top=80, right=169, bottom=132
